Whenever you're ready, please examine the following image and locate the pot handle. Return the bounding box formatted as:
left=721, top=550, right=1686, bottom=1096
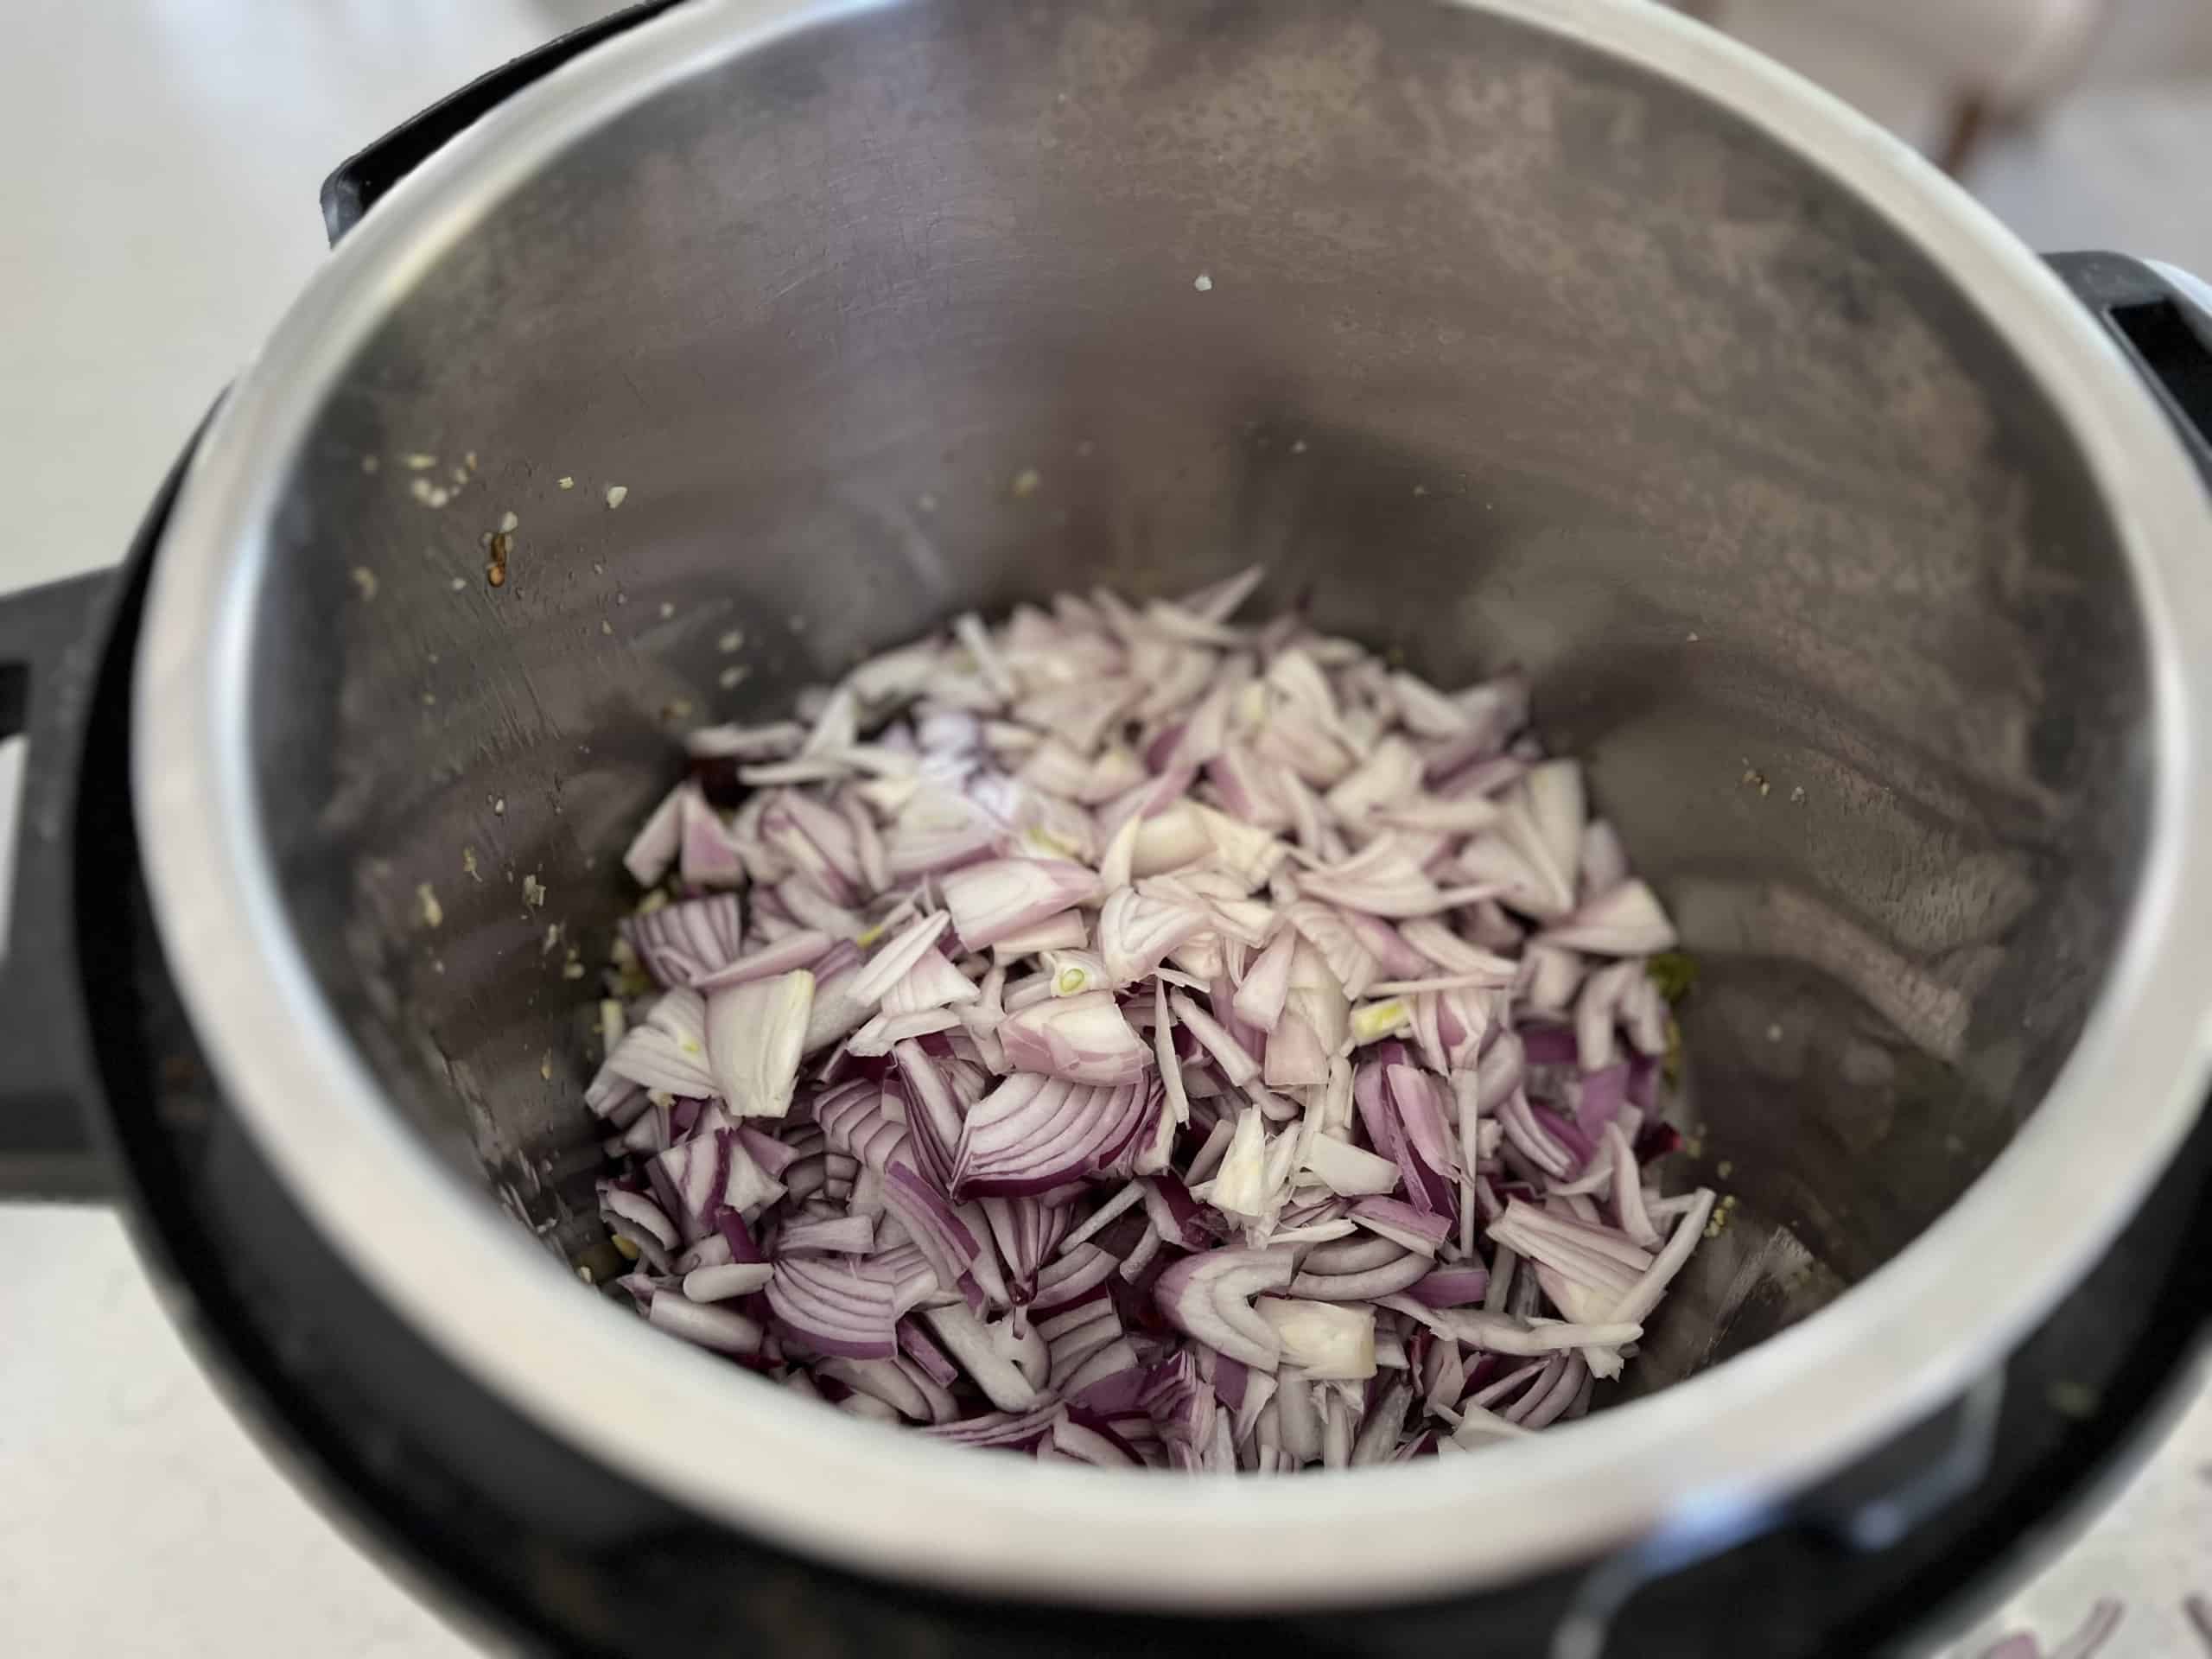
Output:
left=2045, top=252, right=2212, bottom=482
left=319, top=0, right=692, bottom=246
left=0, top=569, right=119, bottom=1200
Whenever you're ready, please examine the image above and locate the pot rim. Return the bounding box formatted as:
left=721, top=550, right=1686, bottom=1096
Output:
left=131, top=0, right=2212, bottom=1609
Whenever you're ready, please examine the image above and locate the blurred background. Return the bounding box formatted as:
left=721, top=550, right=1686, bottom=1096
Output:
left=1, top=2, right=2207, bottom=1656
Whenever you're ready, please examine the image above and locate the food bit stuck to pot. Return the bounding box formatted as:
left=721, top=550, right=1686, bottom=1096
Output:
left=606, top=484, right=629, bottom=510
left=486, top=528, right=512, bottom=588
left=582, top=569, right=1706, bottom=1470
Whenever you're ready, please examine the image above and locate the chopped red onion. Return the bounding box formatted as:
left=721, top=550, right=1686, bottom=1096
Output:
left=587, top=580, right=1710, bottom=1470
left=997, top=991, right=1154, bottom=1085
left=705, top=971, right=812, bottom=1117
left=942, top=857, right=1103, bottom=950
left=953, top=1072, right=1154, bottom=1197
left=1543, top=879, right=1677, bottom=957
left=648, top=1292, right=766, bottom=1357
left=684, top=1262, right=774, bottom=1300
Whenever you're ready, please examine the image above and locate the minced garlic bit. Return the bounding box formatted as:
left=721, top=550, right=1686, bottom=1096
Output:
left=542, top=923, right=562, bottom=956
left=559, top=475, right=575, bottom=490
left=719, top=665, right=749, bottom=690
left=349, top=567, right=378, bottom=601
left=1351, top=998, right=1412, bottom=1045
left=523, top=874, right=547, bottom=909
left=499, top=510, right=519, bottom=534
left=605, top=484, right=629, bottom=510
left=410, top=477, right=451, bottom=509
left=659, top=601, right=676, bottom=620
left=416, top=882, right=443, bottom=929
left=717, top=629, right=745, bottom=653
left=493, top=797, right=506, bottom=816
left=1193, top=272, right=1214, bottom=292
left=1010, top=467, right=1040, bottom=498
left=450, top=576, right=467, bottom=592
left=462, top=846, right=481, bottom=883
left=540, top=1051, right=555, bottom=1082
left=402, top=454, right=437, bottom=470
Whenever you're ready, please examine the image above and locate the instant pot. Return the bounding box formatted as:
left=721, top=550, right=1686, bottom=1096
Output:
left=5, top=0, right=2210, bottom=1653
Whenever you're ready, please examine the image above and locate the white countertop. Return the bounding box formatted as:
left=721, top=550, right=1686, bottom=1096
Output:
left=1, top=4, right=2206, bottom=1656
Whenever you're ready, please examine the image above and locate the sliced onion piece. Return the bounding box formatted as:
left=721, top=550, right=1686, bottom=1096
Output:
left=1300, top=1134, right=1402, bottom=1198
left=953, top=1072, right=1153, bottom=1198
left=684, top=1262, right=774, bottom=1300
left=1255, top=1298, right=1376, bottom=1381
left=997, top=991, right=1153, bottom=1085
left=941, top=858, right=1103, bottom=950
left=1154, top=1249, right=1294, bottom=1371
left=1543, top=879, right=1677, bottom=956
left=705, top=970, right=814, bottom=1117
left=605, top=988, right=715, bottom=1098
left=648, top=1292, right=766, bottom=1357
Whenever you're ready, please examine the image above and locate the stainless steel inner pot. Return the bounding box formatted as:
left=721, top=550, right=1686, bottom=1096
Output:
left=132, top=0, right=2212, bottom=1610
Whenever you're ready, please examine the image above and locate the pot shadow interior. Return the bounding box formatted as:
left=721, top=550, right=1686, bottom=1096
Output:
left=239, top=0, right=2147, bottom=1417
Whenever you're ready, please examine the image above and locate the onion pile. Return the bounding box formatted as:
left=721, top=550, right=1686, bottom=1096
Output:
left=585, top=569, right=1712, bottom=1470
